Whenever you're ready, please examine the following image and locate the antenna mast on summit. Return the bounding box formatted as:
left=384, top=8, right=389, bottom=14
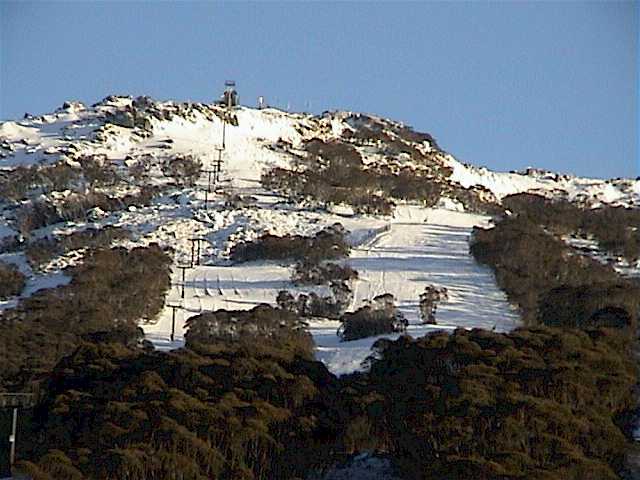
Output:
left=221, top=80, right=237, bottom=150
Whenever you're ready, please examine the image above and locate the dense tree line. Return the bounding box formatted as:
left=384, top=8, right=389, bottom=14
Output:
left=0, top=244, right=171, bottom=390
left=364, top=327, right=637, bottom=479
left=503, top=193, right=640, bottom=263
left=263, top=135, right=501, bottom=215
left=471, top=214, right=639, bottom=329
left=230, top=224, right=350, bottom=264
left=9, top=315, right=637, bottom=479
left=12, top=330, right=343, bottom=480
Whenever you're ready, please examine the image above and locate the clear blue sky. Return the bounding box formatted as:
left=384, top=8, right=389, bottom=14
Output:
left=1, top=1, right=638, bottom=179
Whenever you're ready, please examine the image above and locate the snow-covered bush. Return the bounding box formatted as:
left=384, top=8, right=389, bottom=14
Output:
left=25, top=226, right=130, bottom=269
left=161, top=154, right=202, bottom=187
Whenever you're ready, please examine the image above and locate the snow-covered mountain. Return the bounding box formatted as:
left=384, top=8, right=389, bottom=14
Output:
left=1, top=95, right=638, bottom=375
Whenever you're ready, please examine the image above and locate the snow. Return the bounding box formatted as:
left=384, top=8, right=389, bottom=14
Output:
left=142, top=204, right=519, bottom=375
left=0, top=251, right=71, bottom=313
left=310, top=207, right=518, bottom=375
left=0, top=224, right=15, bottom=240
left=4, top=96, right=638, bottom=376
left=444, top=155, right=640, bottom=206
left=312, top=452, right=402, bottom=480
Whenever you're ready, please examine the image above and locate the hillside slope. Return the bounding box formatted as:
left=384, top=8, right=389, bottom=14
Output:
left=0, top=96, right=635, bottom=374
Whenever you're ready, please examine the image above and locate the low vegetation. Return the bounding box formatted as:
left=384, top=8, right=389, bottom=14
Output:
left=471, top=208, right=640, bottom=329
left=338, top=294, right=407, bottom=341
left=263, top=135, right=501, bottom=215
left=25, top=226, right=130, bottom=269
left=276, top=282, right=352, bottom=320
left=0, top=245, right=171, bottom=390
left=230, top=224, right=350, bottom=264
left=161, top=153, right=202, bottom=187
left=503, top=193, right=640, bottom=263
left=0, top=156, right=118, bottom=203
left=0, top=261, right=26, bottom=299
left=291, top=261, right=358, bottom=286
left=15, top=187, right=161, bottom=236
left=185, top=304, right=314, bottom=358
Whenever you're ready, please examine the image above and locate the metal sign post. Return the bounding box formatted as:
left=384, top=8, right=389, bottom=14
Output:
left=0, top=393, right=35, bottom=471
left=9, top=408, right=16, bottom=467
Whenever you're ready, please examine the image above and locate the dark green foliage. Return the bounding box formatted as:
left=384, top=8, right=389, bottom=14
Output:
left=292, top=261, right=358, bottom=285
left=445, top=183, right=503, bottom=215
left=262, top=139, right=397, bottom=214
left=25, top=226, right=130, bottom=269
left=15, top=187, right=161, bottom=236
left=470, top=215, right=640, bottom=328
left=230, top=224, right=350, bottom=264
left=366, top=327, right=637, bottom=480
left=264, top=135, right=502, bottom=214
left=14, top=338, right=340, bottom=480
left=503, top=193, right=640, bottom=262
left=0, top=163, right=78, bottom=202
left=276, top=288, right=348, bottom=320
left=338, top=294, right=407, bottom=341
left=0, top=245, right=171, bottom=389
left=0, top=261, right=25, bottom=299
left=77, top=154, right=119, bottom=188
left=185, top=304, right=314, bottom=360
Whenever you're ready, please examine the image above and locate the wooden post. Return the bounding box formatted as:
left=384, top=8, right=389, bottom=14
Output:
left=196, top=239, right=201, bottom=266
left=190, top=239, right=195, bottom=268
left=170, top=306, right=177, bottom=342
left=178, top=266, right=188, bottom=299
left=0, top=393, right=34, bottom=471
left=222, top=119, right=226, bottom=150
left=215, top=148, right=223, bottom=183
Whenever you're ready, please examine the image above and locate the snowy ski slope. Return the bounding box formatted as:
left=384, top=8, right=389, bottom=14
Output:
left=3, top=97, right=637, bottom=375
left=144, top=204, right=519, bottom=375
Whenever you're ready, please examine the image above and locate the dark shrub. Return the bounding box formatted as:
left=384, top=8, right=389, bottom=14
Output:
left=367, top=327, right=636, bottom=480
left=230, top=224, right=350, bottom=264
left=292, top=261, right=358, bottom=285
left=185, top=304, right=313, bottom=359
left=419, top=285, right=448, bottom=324
left=338, top=294, right=407, bottom=341
left=471, top=213, right=640, bottom=329
left=0, top=261, right=25, bottom=299
left=0, top=244, right=171, bottom=389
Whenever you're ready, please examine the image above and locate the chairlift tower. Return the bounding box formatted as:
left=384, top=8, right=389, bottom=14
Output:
left=219, top=80, right=237, bottom=150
